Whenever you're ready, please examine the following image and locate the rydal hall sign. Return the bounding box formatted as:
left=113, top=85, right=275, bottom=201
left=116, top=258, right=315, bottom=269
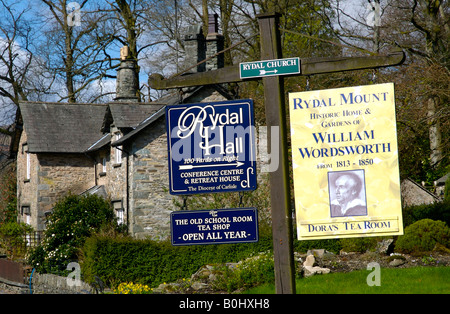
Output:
left=166, top=99, right=257, bottom=195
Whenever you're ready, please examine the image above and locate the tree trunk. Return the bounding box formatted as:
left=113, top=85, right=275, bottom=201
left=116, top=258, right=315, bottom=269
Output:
left=427, top=96, right=442, bottom=167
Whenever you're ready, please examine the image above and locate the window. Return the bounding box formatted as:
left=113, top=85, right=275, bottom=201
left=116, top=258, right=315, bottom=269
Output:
left=21, top=206, right=31, bottom=222
left=102, top=157, right=107, bottom=173
left=115, top=133, right=122, bottom=164
left=26, top=152, right=30, bottom=180
left=21, top=206, right=31, bottom=245
left=22, top=144, right=30, bottom=181
left=112, top=200, right=124, bottom=225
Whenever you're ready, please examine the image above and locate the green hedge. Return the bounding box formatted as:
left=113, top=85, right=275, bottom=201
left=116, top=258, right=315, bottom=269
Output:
left=395, top=219, right=450, bottom=254
left=80, top=232, right=273, bottom=288
left=28, top=193, right=116, bottom=275
left=402, top=199, right=450, bottom=228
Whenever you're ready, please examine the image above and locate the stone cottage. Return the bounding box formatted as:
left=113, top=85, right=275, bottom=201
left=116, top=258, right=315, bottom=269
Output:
left=400, top=178, right=441, bottom=207
left=16, top=102, right=107, bottom=231
left=16, top=18, right=232, bottom=240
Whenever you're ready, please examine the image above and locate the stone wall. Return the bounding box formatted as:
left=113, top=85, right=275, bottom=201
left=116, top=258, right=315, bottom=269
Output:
left=17, top=129, right=96, bottom=231
left=17, top=130, right=39, bottom=229
left=127, top=88, right=230, bottom=240
left=106, top=130, right=128, bottom=207
left=37, top=153, right=94, bottom=226
left=31, top=272, right=91, bottom=294
left=128, top=118, right=173, bottom=240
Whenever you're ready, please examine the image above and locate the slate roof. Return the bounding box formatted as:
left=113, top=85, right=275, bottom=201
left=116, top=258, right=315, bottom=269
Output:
left=20, top=85, right=232, bottom=154
left=19, top=102, right=107, bottom=153
left=111, top=85, right=232, bottom=147
left=112, top=105, right=166, bottom=147
left=101, top=102, right=166, bottom=132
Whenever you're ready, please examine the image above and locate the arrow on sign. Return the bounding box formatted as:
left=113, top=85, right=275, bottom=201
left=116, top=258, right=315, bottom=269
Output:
left=179, top=161, right=244, bottom=170
left=260, top=69, right=278, bottom=75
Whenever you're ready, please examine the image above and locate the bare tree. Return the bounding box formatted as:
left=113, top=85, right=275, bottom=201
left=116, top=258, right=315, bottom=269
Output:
left=0, top=0, right=36, bottom=140
left=39, top=0, right=118, bottom=103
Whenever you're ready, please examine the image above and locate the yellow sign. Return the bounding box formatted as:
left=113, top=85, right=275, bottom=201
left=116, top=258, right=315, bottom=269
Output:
left=289, top=83, right=403, bottom=240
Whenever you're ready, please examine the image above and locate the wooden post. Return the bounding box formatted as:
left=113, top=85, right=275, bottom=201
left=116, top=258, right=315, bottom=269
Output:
left=257, top=13, right=296, bottom=294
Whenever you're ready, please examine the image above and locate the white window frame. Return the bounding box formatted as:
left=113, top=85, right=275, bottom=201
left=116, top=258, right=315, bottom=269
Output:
left=116, top=208, right=124, bottom=225
left=102, top=157, right=107, bottom=173
left=22, top=206, right=31, bottom=246
left=26, top=151, right=31, bottom=180
left=115, top=133, right=122, bottom=164
left=23, top=144, right=30, bottom=181
left=112, top=200, right=124, bottom=225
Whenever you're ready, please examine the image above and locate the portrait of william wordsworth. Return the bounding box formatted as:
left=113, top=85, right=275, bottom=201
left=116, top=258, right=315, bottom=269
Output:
left=328, top=170, right=367, bottom=217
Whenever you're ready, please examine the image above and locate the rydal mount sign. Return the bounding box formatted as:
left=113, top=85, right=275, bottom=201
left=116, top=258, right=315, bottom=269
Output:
left=239, top=57, right=300, bottom=79
left=166, top=99, right=257, bottom=195
left=288, top=83, right=403, bottom=240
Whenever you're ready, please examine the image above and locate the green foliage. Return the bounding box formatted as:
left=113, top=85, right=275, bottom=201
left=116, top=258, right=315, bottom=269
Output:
left=0, top=162, right=17, bottom=224
left=339, top=237, right=378, bottom=253
left=444, top=175, right=450, bottom=201
left=0, top=221, right=33, bottom=259
left=293, top=238, right=342, bottom=254
left=402, top=200, right=450, bottom=228
left=28, top=193, right=116, bottom=275
left=212, top=251, right=275, bottom=293
left=80, top=231, right=273, bottom=288
left=395, top=219, right=450, bottom=254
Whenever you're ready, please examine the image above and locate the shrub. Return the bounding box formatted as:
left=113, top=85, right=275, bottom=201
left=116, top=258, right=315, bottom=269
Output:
left=0, top=162, right=17, bottom=224
left=212, top=251, right=274, bottom=293
left=444, top=175, right=450, bottom=201
left=28, top=193, right=116, bottom=275
left=340, top=237, right=378, bottom=253
left=294, top=238, right=342, bottom=254
left=395, top=219, right=450, bottom=254
left=402, top=200, right=450, bottom=228
left=0, top=221, right=33, bottom=259
left=80, top=230, right=273, bottom=288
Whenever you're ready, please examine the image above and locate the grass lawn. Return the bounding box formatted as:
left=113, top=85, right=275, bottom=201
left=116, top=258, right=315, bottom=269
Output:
left=243, top=266, right=450, bottom=294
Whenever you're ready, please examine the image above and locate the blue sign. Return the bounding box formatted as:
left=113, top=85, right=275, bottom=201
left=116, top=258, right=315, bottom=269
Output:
left=171, top=208, right=258, bottom=246
left=166, top=99, right=257, bottom=195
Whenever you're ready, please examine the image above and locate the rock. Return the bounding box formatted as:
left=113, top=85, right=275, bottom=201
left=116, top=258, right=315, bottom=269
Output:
left=225, top=262, right=239, bottom=270
left=376, top=238, right=394, bottom=254
left=303, top=255, right=315, bottom=267
left=191, top=282, right=209, bottom=291
left=303, top=266, right=331, bottom=277
left=307, top=249, right=324, bottom=258
left=191, top=265, right=212, bottom=281
left=389, top=259, right=405, bottom=267
left=294, top=252, right=303, bottom=263
left=208, top=273, right=217, bottom=282
left=153, top=283, right=169, bottom=293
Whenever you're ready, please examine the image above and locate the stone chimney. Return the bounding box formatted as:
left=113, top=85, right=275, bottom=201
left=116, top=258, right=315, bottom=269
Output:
left=205, top=14, right=224, bottom=71
left=115, top=46, right=139, bottom=102
left=184, top=25, right=206, bottom=73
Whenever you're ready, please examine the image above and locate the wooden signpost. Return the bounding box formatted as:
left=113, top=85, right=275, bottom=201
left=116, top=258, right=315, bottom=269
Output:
left=149, top=13, right=405, bottom=294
